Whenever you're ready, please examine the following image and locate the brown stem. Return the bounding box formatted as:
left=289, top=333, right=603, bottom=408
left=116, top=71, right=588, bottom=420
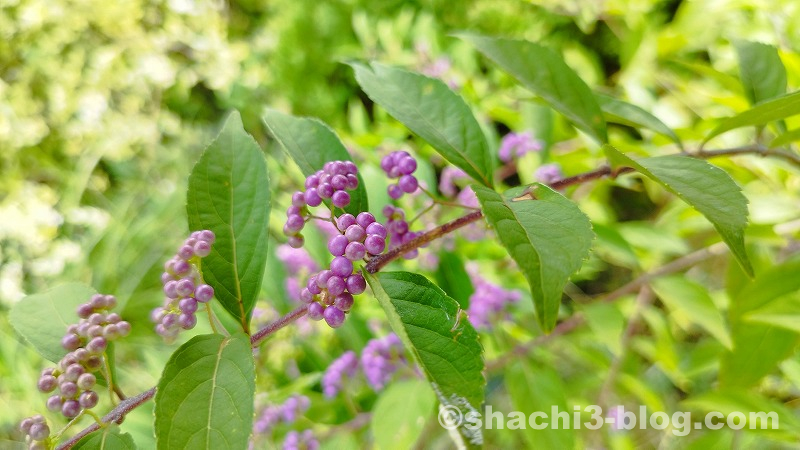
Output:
left=250, top=305, right=308, bottom=347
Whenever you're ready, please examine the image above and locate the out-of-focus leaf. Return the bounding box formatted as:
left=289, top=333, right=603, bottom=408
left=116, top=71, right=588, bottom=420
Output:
left=460, top=34, right=607, bottom=143
left=370, top=379, right=436, bottom=450
left=435, top=250, right=474, bottom=309
left=350, top=62, right=494, bottom=187
left=472, top=184, right=594, bottom=332
left=735, top=41, right=786, bottom=105
left=704, top=91, right=800, bottom=143
left=770, top=127, right=800, bottom=147
left=187, top=111, right=271, bottom=332
left=682, top=390, right=800, bottom=438
left=507, top=363, right=575, bottom=449
left=262, top=109, right=369, bottom=215
left=596, top=94, right=682, bottom=147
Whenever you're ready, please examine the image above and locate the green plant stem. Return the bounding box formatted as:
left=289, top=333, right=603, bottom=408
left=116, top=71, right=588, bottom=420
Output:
left=56, top=144, right=795, bottom=448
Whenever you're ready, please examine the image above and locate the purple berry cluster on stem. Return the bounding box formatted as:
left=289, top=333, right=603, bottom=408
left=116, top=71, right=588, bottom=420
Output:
left=361, top=333, right=405, bottom=391
left=380, top=151, right=419, bottom=199
left=283, top=430, right=319, bottom=450
left=40, top=294, right=130, bottom=420
left=498, top=131, right=543, bottom=163
left=466, top=263, right=522, bottom=329
left=252, top=395, right=311, bottom=435
left=276, top=244, right=319, bottom=302
left=20, top=415, right=49, bottom=450
left=382, top=206, right=424, bottom=259
left=152, top=230, right=216, bottom=341
left=284, top=161, right=360, bottom=248
left=322, top=350, right=359, bottom=398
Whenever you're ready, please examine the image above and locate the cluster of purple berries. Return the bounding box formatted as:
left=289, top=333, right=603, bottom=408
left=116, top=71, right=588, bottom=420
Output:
left=381, top=151, right=419, bottom=199
left=382, top=206, right=424, bottom=259
left=151, top=230, right=216, bottom=341
left=276, top=244, right=319, bottom=302
left=300, top=212, right=386, bottom=328
left=498, top=131, right=543, bottom=163
left=534, top=163, right=563, bottom=185
left=19, top=415, right=49, bottom=450
left=283, top=430, right=319, bottom=450
left=253, top=395, right=310, bottom=434
left=466, top=263, right=522, bottom=330
left=284, top=161, right=360, bottom=248
left=39, top=294, right=130, bottom=419
left=321, top=351, right=359, bottom=398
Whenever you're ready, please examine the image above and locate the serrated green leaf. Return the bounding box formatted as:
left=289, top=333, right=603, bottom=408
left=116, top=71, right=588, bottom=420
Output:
left=596, top=93, right=682, bottom=147
left=371, top=379, right=437, bottom=450
left=704, top=91, right=800, bottom=143
left=735, top=41, right=786, bottom=105
left=602, top=146, right=752, bottom=276
left=721, top=259, right=800, bottom=388
left=155, top=333, right=255, bottom=450
left=472, top=184, right=594, bottom=332
left=262, top=109, right=369, bottom=215
left=507, top=363, right=575, bottom=449
left=460, top=34, right=607, bottom=144
left=187, top=111, right=271, bottom=332
left=435, top=251, right=474, bottom=309
left=350, top=62, right=494, bottom=187
left=73, top=426, right=137, bottom=450
left=10, top=283, right=96, bottom=362
left=365, top=271, right=484, bottom=449
left=650, top=277, right=732, bottom=349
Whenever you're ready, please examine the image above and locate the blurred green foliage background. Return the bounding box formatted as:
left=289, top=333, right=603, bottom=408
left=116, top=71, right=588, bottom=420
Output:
left=2, top=0, right=800, bottom=448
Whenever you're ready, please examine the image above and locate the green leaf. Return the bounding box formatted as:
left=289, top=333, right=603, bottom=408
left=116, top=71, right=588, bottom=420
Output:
left=704, top=91, right=800, bottom=143
left=650, top=277, right=732, bottom=349
left=371, top=379, right=437, bottom=450
left=350, top=62, right=494, bottom=187
left=770, top=127, right=800, bottom=147
left=507, top=363, right=575, bottom=449
left=365, top=271, right=484, bottom=449
left=472, top=184, right=594, bottom=332
left=721, top=259, right=800, bottom=388
left=595, top=93, right=682, bottom=147
left=682, top=390, right=800, bottom=438
left=262, top=109, right=369, bottom=215
left=187, top=111, right=271, bottom=332
left=602, top=146, right=752, bottom=276
left=735, top=41, right=786, bottom=105
left=155, top=333, right=255, bottom=450
left=460, top=34, right=607, bottom=143
left=73, top=426, right=137, bottom=449
left=10, top=283, right=96, bottom=362
left=434, top=250, right=474, bottom=309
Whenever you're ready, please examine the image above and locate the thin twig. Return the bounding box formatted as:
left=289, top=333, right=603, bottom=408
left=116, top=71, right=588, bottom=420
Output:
left=250, top=305, right=308, bottom=347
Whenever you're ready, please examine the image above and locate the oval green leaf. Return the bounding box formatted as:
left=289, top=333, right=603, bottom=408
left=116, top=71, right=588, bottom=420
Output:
left=472, top=184, right=594, bottom=332
left=10, top=283, right=96, bottom=362
left=596, top=93, right=682, bottom=147
left=460, top=34, right=607, bottom=144
left=155, top=332, right=255, bottom=450
left=704, top=90, right=800, bottom=143
left=350, top=62, right=494, bottom=188
left=365, top=271, right=485, bottom=449
left=187, top=111, right=271, bottom=332
left=73, top=426, right=137, bottom=450
left=735, top=41, right=786, bottom=105
left=602, top=145, right=753, bottom=277
left=262, top=109, right=369, bottom=215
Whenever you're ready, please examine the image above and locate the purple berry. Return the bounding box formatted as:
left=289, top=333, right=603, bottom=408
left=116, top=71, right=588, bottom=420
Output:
left=291, top=191, right=306, bottom=207
left=318, top=183, right=334, bottom=199
left=62, top=333, right=81, bottom=351
left=356, top=212, right=376, bottom=228
left=173, top=259, right=191, bottom=276
left=198, top=230, right=216, bottom=243
left=307, top=276, right=322, bottom=295
left=88, top=313, right=105, bottom=325
left=287, top=235, right=304, bottom=248
left=195, top=284, right=214, bottom=303
left=345, top=174, right=359, bottom=190
left=330, top=257, right=354, bottom=277
left=327, top=235, right=349, bottom=256
left=38, top=375, right=57, bottom=393
left=117, top=321, right=131, bottom=337
left=178, top=313, right=197, bottom=329
left=305, top=188, right=322, bottom=207
left=28, top=422, right=49, bottom=441
left=287, top=205, right=302, bottom=217
left=316, top=270, right=333, bottom=289
left=77, top=373, right=96, bottom=390
left=106, top=313, right=121, bottom=323
left=307, top=302, right=325, bottom=320
left=85, top=356, right=103, bottom=371
left=380, top=155, right=394, bottom=172
left=64, top=363, right=84, bottom=381
left=331, top=174, right=348, bottom=190
left=336, top=214, right=357, bottom=232
left=179, top=298, right=198, bottom=314
left=388, top=184, right=403, bottom=199
left=398, top=175, right=418, bottom=193
left=176, top=278, right=195, bottom=297
left=103, top=323, right=120, bottom=339
left=79, top=390, right=99, bottom=409
left=284, top=214, right=305, bottom=234
left=86, top=337, right=107, bottom=354
left=344, top=242, right=366, bottom=261
left=398, top=156, right=417, bottom=174
left=194, top=240, right=212, bottom=257
left=327, top=276, right=346, bottom=296
left=305, top=174, right=319, bottom=189
left=365, top=222, right=387, bottom=238
left=323, top=306, right=345, bottom=328
left=331, top=191, right=350, bottom=208
left=46, top=395, right=63, bottom=412
left=300, top=288, right=314, bottom=303
left=77, top=303, right=94, bottom=319
left=334, top=293, right=354, bottom=311
left=178, top=245, right=194, bottom=260
left=346, top=274, right=367, bottom=295
left=60, top=381, right=78, bottom=398
left=345, top=224, right=366, bottom=243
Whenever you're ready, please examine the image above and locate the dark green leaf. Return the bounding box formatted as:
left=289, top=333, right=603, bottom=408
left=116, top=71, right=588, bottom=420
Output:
left=472, top=184, right=594, bottom=332
left=155, top=333, right=255, bottom=450
left=10, top=283, right=96, bottom=362
left=735, top=41, right=786, bottom=105
left=602, top=146, right=752, bottom=276
left=460, top=34, right=607, bottom=143
left=187, top=111, right=271, bottom=332
left=704, top=91, right=800, bottom=143
left=366, top=271, right=484, bottom=449
left=370, top=379, right=436, bottom=450
left=73, top=426, right=137, bottom=449
left=262, top=109, right=369, bottom=215
left=435, top=250, right=474, bottom=309
left=596, top=93, right=682, bottom=147
left=350, top=62, right=494, bottom=187
left=507, top=363, right=575, bottom=449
